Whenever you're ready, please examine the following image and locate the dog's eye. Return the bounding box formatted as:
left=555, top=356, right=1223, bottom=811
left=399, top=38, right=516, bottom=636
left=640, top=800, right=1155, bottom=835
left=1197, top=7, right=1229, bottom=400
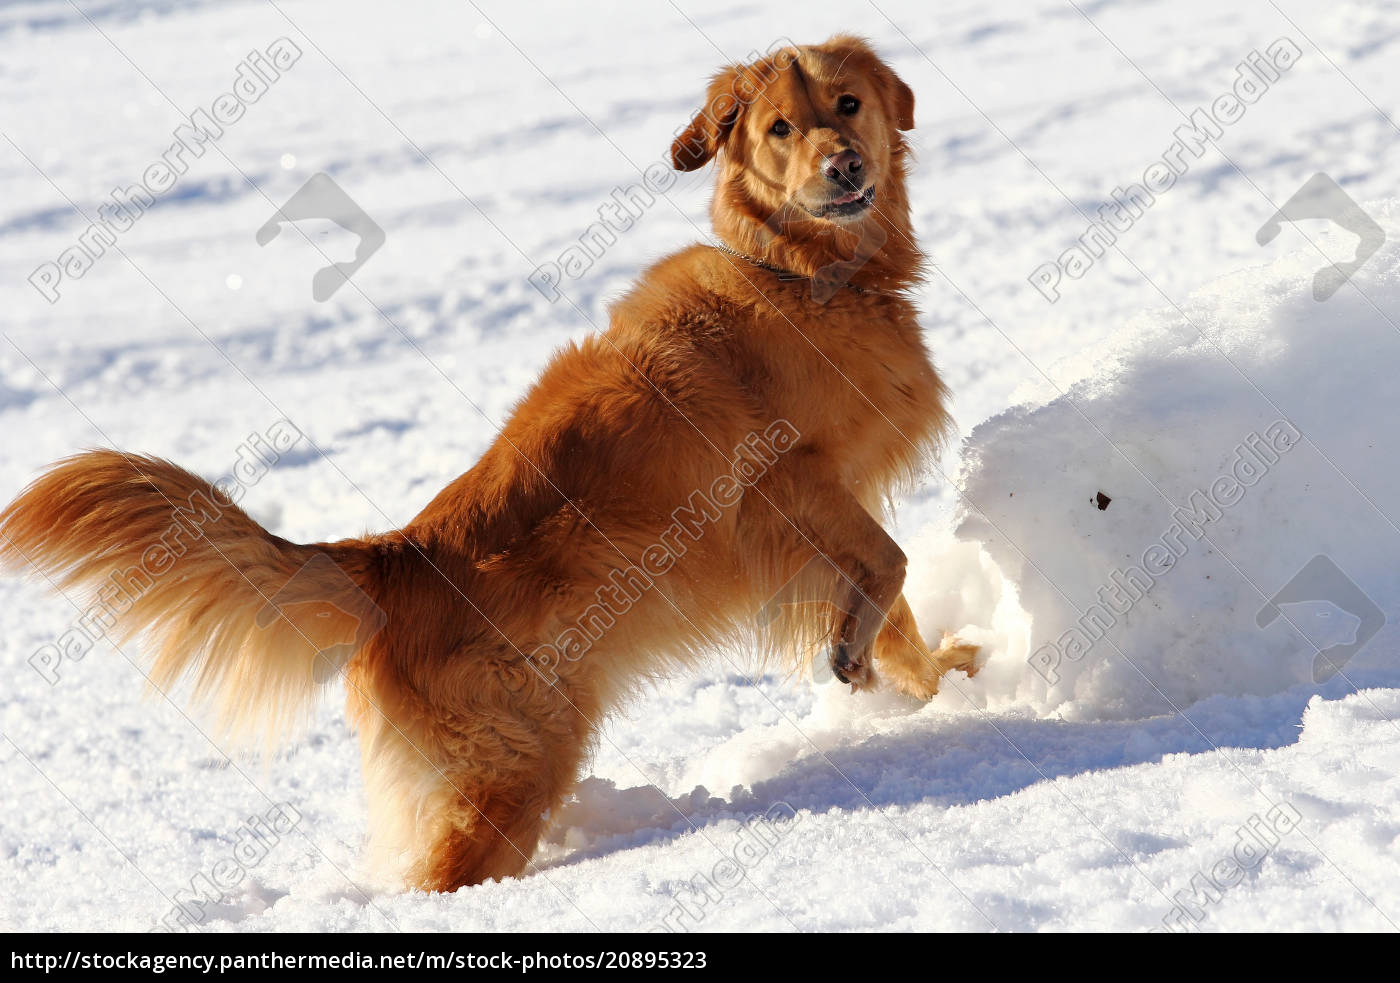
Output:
left=837, top=95, right=860, bottom=116
left=769, top=119, right=791, bottom=138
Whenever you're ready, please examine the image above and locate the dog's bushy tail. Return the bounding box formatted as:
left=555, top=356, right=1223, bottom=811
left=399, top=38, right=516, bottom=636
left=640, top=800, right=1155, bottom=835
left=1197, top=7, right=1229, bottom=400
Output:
left=0, top=450, right=386, bottom=749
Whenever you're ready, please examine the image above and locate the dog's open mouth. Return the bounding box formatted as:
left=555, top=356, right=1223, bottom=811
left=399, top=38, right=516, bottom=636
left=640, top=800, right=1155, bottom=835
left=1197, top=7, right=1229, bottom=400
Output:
left=806, top=185, right=875, bottom=219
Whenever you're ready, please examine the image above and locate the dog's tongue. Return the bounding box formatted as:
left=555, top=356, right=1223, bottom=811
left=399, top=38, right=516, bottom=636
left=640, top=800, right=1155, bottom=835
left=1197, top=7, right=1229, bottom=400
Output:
left=831, top=188, right=862, bottom=205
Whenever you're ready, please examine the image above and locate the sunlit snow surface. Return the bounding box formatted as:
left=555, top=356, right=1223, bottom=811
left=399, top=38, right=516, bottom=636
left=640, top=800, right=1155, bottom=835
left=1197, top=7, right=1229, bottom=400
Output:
left=2, top=0, right=1398, bottom=932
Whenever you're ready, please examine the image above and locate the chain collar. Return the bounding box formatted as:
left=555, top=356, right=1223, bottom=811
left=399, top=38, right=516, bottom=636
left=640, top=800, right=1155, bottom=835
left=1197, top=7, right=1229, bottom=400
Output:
left=708, top=241, right=909, bottom=299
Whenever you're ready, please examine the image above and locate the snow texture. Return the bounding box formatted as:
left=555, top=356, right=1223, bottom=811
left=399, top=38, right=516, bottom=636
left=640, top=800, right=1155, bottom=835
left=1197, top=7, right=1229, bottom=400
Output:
left=2, top=0, right=1399, bottom=933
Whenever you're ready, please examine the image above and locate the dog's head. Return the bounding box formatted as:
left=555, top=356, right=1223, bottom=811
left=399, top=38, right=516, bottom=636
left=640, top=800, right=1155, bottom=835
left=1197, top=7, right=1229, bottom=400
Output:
left=671, top=36, right=918, bottom=283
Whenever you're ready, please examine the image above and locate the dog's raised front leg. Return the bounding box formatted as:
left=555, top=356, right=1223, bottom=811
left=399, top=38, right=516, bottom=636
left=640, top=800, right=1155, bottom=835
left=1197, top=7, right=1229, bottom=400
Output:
left=872, top=594, right=980, bottom=700
left=775, top=477, right=908, bottom=690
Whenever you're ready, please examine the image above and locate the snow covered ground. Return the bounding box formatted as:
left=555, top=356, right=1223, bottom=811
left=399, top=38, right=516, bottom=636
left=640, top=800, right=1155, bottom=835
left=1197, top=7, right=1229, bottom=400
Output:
left=2, top=0, right=1399, bottom=932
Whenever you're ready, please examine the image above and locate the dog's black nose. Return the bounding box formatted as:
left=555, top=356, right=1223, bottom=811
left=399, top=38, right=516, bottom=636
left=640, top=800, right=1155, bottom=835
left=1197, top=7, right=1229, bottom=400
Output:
left=822, top=149, right=863, bottom=187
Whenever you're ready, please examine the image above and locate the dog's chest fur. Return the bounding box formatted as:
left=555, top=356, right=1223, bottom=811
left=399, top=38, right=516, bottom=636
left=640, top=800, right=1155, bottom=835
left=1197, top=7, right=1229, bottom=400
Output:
left=748, top=288, right=948, bottom=497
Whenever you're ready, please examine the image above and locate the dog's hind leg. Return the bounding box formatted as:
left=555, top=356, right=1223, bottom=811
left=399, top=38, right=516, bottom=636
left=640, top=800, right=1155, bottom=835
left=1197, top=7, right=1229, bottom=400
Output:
left=369, top=665, right=593, bottom=893
left=344, top=666, right=572, bottom=892
left=357, top=711, right=582, bottom=893
left=413, top=770, right=560, bottom=892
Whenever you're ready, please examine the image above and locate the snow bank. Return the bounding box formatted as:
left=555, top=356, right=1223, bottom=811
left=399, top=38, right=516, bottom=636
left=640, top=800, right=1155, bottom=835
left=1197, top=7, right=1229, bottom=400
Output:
left=941, top=200, right=1400, bottom=720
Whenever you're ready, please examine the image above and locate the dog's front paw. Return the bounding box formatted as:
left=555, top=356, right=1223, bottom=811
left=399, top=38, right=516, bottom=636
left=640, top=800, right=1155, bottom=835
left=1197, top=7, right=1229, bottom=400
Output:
left=831, top=642, right=875, bottom=693
left=871, top=632, right=981, bottom=702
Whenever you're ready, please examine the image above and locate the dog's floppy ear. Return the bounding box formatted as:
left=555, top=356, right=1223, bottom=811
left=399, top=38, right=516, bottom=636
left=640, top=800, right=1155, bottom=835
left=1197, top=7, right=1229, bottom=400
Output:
left=876, top=62, right=916, bottom=131
left=671, top=66, right=744, bottom=171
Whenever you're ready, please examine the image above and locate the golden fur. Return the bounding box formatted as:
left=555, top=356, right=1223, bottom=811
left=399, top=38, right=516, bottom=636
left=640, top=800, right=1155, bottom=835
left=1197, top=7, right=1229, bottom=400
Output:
left=0, top=36, right=977, bottom=893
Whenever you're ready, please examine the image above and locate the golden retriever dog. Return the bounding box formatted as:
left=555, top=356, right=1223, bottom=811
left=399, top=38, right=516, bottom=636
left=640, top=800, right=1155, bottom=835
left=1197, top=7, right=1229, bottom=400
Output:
left=0, top=35, right=977, bottom=893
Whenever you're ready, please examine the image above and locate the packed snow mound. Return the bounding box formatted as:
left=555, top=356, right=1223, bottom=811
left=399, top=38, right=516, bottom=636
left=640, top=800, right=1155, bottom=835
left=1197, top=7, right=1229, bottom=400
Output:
left=949, top=200, right=1400, bottom=721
